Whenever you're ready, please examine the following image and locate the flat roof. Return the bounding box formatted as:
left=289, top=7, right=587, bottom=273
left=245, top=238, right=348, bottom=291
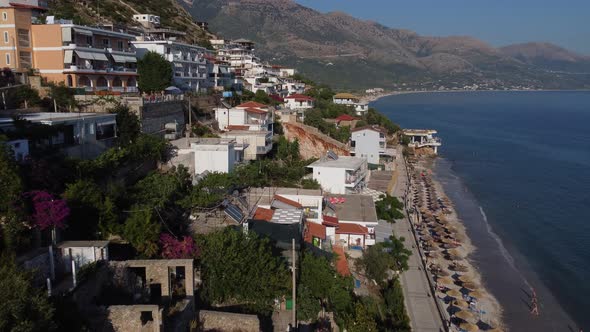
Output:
left=0, top=112, right=115, bottom=125
left=57, top=240, right=109, bottom=248
left=403, top=129, right=437, bottom=135
left=270, top=209, right=304, bottom=224
left=325, top=194, right=378, bottom=223
left=247, top=187, right=323, bottom=207
left=307, top=156, right=365, bottom=170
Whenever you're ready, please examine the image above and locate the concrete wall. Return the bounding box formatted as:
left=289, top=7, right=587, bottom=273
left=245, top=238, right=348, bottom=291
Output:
left=312, top=166, right=346, bottom=194
left=140, top=101, right=185, bottom=136
left=59, top=246, right=108, bottom=273
left=198, top=310, right=260, bottom=332
left=352, top=129, right=381, bottom=164
left=194, top=144, right=234, bottom=174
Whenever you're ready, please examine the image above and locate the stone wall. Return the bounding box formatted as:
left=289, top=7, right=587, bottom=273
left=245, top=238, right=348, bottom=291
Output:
left=283, top=122, right=350, bottom=159
left=140, top=101, right=186, bottom=136
left=198, top=310, right=260, bottom=332
left=108, top=305, right=162, bottom=332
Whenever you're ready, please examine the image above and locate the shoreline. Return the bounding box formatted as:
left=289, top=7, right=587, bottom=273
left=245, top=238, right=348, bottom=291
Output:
left=362, top=88, right=590, bottom=104
left=402, top=155, right=504, bottom=331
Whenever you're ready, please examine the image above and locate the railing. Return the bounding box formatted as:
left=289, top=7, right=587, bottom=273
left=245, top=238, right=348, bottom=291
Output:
left=142, top=94, right=185, bottom=104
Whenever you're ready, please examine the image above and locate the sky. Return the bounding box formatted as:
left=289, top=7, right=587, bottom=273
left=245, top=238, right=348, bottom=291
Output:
left=295, top=0, right=590, bottom=54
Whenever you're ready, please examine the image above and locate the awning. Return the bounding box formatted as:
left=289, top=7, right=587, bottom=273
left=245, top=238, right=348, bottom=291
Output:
left=73, top=28, right=93, bottom=37
left=92, top=53, right=108, bottom=61
left=124, top=55, right=136, bottom=63
left=111, top=54, right=126, bottom=63
left=74, top=50, right=95, bottom=60
left=63, top=50, right=73, bottom=64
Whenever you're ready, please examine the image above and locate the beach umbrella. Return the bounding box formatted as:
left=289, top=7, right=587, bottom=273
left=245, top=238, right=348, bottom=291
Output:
left=455, top=310, right=475, bottom=321
left=446, top=289, right=462, bottom=298
left=458, top=275, right=473, bottom=283
left=462, top=282, right=478, bottom=290
left=437, top=277, right=454, bottom=286
left=448, top=248, right=464, bottom=257
left=452, top=299, right=469, bottom=308
left=459, top=322, right=479, bottom=331
left=469, top=290, right=486, bottom=299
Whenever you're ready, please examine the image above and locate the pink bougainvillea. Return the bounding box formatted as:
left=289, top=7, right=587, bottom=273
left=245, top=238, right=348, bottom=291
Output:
left=27, top=190, right=70, bottom=230
left=160, top=233, right=199, bottom=259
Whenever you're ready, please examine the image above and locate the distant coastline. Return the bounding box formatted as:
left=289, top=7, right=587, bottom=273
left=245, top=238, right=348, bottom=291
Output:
left=363, top=88, right=590, bottom=104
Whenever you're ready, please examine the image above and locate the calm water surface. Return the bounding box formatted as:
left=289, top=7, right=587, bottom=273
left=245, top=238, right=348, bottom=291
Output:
left=373, top=91, right=590, bottom=330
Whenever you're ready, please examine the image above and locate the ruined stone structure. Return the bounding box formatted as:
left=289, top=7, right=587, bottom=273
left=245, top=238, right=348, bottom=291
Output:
left=198, top=310, right=260, bottom=332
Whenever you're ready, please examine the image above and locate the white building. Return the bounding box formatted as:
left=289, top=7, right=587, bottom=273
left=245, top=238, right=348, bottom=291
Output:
left=57, top=240, right=109, bottom=273
left=350, top=125, right=387, bottom=164
left=4, top=139, right=29, bottom=162
left=307, top=154, right=368, bottom=194
left=403, top=129, right=442, bottom=154
left=169, top=138, right=246, bottom=175
left=220, top=130, right=273, bottom=160
left=132, top=39, right=209, bottom=92
left=332, top=93, right=369, bottom=116
left=214, top=101, right=273, bottom=132
left=132, top=14, right=160, bottom=28
left=0, top=112, right=117, bottom=159
left=284, top=94, right=314, bottom=110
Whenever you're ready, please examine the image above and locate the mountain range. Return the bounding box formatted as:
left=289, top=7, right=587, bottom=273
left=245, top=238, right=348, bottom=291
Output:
left=180, top=0, right=590, bottom=90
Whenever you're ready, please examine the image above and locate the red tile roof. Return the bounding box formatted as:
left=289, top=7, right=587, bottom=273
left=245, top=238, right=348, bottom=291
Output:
left=273, top=195, right=303, bottom=208
left=9, top=2, right=47, bottom=9
left=226, top=125, right=250, bottom=131
left=237, top=101, right=267, bottom=108
left=285, top=94, right=314, bottom=101
left=336, top=223, right=368, bottom=235
left=351, top=125, right=388, bottom=134
left=253, top=207, right=274, bottom=222
left=244, top=107, right=268, bottom=114
left=333, top=245, right=351, bottom=276
left=335, top=114, right=359, bottom=122
left=304, top=222, right=326, bottom=244
left=269, top=94, right=285, bottom=103
left=322, top=215, right=339, bottom=227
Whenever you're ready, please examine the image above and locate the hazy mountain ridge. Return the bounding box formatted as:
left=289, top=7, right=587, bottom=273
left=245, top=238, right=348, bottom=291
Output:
left=181, top=0, right=590, bottom=90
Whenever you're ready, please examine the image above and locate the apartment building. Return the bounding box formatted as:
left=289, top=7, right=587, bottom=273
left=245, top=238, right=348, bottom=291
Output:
left=0, top=4, right=38, bottom=79
left=350, top=125, right=387, bottom=164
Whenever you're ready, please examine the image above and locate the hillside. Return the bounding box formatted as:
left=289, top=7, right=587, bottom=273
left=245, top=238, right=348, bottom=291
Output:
left=180, top=0, right=590, bottom=90
left=47, top=0, right=212, bottom=47
left=500, top=42, right=590, bottom=73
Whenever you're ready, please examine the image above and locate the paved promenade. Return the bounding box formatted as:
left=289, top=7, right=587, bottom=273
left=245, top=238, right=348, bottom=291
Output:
left=374, top=152, right=446, bottom=332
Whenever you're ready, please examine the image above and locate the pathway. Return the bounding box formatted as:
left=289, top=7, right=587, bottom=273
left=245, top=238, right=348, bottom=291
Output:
left=375, top=149, right=446, bottom=332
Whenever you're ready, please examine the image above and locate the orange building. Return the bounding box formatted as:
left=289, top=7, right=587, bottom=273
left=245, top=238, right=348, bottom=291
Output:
left=0, top=3, right=138, bottom=92
left=31, top=21, right=138, bottom=92
left=0, top=5, right=35, bottom=78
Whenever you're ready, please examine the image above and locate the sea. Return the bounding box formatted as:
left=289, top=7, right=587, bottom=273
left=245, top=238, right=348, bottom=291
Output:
left=372, top=91, right=590, bottom=331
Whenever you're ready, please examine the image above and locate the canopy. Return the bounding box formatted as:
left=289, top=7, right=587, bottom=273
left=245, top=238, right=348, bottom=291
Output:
left=462, top=282, right=478, bottom=290
left=164, top=86, right=182, bottom=95
left=458, top=275, right=473, bottom=283
left=111, top=54, right=137, bottom=63
left=453, top=299, right=469, bottom=308
left=446, top=289, right=462, bottom=298
left=455, top=310, right=475, bottom=321
left=459, top=322, right=479, bottom=331
left=75, top=50, right=108, bottom=61
left=437, top=277, right=453, bottom=285
left=469, top=290, right=485, bottom=299
left=73, top=27, right=93, bottom=36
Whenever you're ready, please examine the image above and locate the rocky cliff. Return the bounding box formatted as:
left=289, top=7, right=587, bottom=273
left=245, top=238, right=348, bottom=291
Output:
left=282, top=122, right=350, bottom=160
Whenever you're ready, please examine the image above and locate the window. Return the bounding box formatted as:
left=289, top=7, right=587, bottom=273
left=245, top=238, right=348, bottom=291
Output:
left=117, top=40, right=123, bottom=51
left=96, top=123, right=115, bottom=140
left=5, top=53, right=9, bottom=65
left=18, top=52, right=31, bottom=69
left=17, top=29, right=29, bottom=47
left=2, top=12, right=7, bottom=21
left=102, top=38, right=110, bottom=47
left=166, top=47, right=171, bottom=54
left=3, top=31, right=8, bottom=43
left=85, top=36, right=92, bottom=46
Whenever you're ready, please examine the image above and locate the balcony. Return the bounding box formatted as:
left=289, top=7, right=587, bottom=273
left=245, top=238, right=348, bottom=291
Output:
left=345, top=168, right=367, bottom=186
left=65, top=64, right=137, bottom=73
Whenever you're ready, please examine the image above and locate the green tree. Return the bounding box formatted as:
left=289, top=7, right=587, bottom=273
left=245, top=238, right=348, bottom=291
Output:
left=376, top=195, right=405, bottom=222
left=132, top=167, right=191, bottom=210
left=345, top=302, right=378, bottom=332
left=48, top=82, right=76, bottom=111
left=0, top=256, right=55, bottom=331
left=358, top=243, right=393, bottom=282
left=137, top=51, right=173, bottom=93
left=253, top=90, right=271, bottom=104
left=112, top=104, right=140, bottom=146
left=198, top=228, right=289, bottom=313
left=0, top=142, right=28, bottom=251
left=382, top=278, right=411, bottom=331
left=63, top=179, right=104, bottom=239
left=15, top=86, right=41, bottom=108
left=123, top=205, right=161, bottom=258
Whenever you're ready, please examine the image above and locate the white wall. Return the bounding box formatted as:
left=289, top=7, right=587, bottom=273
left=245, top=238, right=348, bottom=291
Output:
left=285, top=99, right=313, bottom=110
left=6, top=139, right=29, bottom=162
left=352, top=129, right=381, bottom=164
left=215, top=108, right=247, bottom=130
left=312, top=166, right=346, bottom=194
left=61, top=246, right=107, bottom=273
left=193, top=144, right=235, bottom=174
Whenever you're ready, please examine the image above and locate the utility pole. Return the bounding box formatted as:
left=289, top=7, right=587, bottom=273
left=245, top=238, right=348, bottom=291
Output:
left=186, top=93, right=192, bottom=144
left=292, top=238, right=297, bottom=328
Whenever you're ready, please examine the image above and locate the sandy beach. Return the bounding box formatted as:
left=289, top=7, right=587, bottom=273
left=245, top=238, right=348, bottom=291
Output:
left=405, top=155, right=504, bottom=331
